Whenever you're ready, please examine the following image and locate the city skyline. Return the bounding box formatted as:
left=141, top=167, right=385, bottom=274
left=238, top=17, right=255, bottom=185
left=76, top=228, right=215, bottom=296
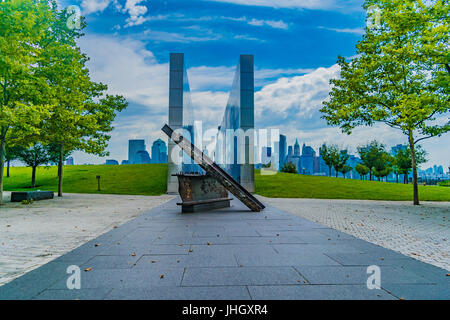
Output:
left=59, top=0, right=447, bottom=167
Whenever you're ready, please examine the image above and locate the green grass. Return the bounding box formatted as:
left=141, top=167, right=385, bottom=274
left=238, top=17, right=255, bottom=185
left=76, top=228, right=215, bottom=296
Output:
left=254, top=170, right=450, bottom=201
left=3, top=165, right=449, bottom=201
left=4, top=164, right=167, bottom=196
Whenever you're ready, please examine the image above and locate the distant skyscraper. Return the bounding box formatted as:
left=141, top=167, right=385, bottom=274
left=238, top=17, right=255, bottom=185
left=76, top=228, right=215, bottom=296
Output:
left=294, top=139, right=300, bottom=157
left=151, top=139, right=168, bottom=164
left=105, top=159, right=119, bottom=165
left=391, top=144, right=407, bottom=156
left=66, top=157, right=74, bottom=166
left=279, top=134, right=286, bottom=171
left=128, top=140, right=147, bottom=164
left=287, top=145, right=293, bottom=158
left=261, top=147, right=272, bottom=165
left=136, top=150, right=151, bottom=164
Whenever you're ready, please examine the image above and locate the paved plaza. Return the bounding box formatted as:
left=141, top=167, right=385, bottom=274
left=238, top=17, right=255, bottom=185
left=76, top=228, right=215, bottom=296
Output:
left=0, top=197, right=448, bottom=300
left=0, top=192, right=173, bottom=285
left=263, top=197, right=450, bottom=271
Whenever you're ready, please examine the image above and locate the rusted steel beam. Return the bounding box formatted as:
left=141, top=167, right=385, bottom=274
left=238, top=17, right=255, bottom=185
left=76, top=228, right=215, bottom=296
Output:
left=162, top=124, right=265, bottom=212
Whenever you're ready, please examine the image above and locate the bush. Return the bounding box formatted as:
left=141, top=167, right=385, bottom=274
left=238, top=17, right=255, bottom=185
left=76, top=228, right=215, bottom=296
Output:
left=281, top=162, right=298, bottom=174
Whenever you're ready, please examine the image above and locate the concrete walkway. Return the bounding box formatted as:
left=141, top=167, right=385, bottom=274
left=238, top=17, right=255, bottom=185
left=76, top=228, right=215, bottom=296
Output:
left=261, top=197, right=450, bottom=271
left=0, top=198, right=448, bottom=300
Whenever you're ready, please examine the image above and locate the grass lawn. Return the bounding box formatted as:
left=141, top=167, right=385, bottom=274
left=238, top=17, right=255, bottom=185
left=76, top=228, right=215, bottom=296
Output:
left=255, top=170, right=450, bottom=201
left=3, top=165, right=449, bottom=201
left=3, top=164, right=167, bottom=196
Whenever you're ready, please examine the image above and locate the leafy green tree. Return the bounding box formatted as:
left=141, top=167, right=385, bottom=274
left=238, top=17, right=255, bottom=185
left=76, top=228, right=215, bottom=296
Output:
left=340, top=165, right=353, bottom=179
left=320, top=144, right=338, bottom=176
left=35, top=4, right=127, bottom=197
left=0, top=0, right=54, bottom=204
left=372, top=153, right=393, bottom=182
left=4, top=146, right=21, bottom=178
left=16, top=144, right=50, bottom=188
left=281, top=162, right=298, bottom=174
left=357, top=142, right=387, bottom=181
left=395, top=146, right=427, bottom=184
left=321, top=0, right=449, bottom=205
left=332, top=149, right=350, bottom=178
left=355, top=164, right=369, bottom=180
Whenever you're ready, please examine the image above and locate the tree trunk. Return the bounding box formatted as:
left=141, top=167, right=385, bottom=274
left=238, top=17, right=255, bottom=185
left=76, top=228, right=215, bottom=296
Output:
left=329, top=167, right=331, bottom=177
left=408, top=131, right=419, bottom=205
left=0, top=137, right=5, bottom=205
left=7, top=160, right=10, bottom=178
left=58, top=143, right=64, bottom=197
left=396, top=174, right=398, bottom=183
left=369, top=170, right=372, bottom=181
left=31, top=166, right=36, bottom=188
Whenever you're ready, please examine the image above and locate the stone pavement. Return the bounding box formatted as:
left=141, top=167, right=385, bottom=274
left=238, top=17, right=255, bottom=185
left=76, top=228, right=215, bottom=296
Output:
left=0, top=192, right=173, bottom=285
left=0, top=198, right=448, bottom=300
left=261, top=197, right=450, bottom=271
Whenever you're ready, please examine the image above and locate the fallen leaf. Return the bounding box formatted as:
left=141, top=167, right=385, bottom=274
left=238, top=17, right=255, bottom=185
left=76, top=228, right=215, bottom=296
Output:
left=178, top=243, right=183, bottom=246
left=131, top=253, right=136, bottom=257
left=189, top=249, right=193, bottom=253
left=94, top=244, right=101, bottom=247
left=84, top=267, right=92, bottom=272
left=160, top=274, right=164, bottom=279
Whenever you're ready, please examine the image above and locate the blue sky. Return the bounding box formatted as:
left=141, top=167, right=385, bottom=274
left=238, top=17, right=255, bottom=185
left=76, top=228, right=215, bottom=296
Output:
left=59, top=0, right=448, bottom=168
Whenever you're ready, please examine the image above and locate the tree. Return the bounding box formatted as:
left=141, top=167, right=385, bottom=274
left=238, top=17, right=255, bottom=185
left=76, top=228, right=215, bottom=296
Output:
left=395, top=146, right=428, bottom=183
left=373, top=152, right=393, bottom=182
left=357, top=141, right=386, bottom=181
left=16, top=144, right=50, bottom=188
left=35, top=4, right=127, bottom=197
left=0, top=0, right=54, bottom=204
left=4, top=146, right=21, bottom=178
left=320, top=144, right=338, bottom=176
left=355, top=164, right=369, bottom=180
left=321, top=0, right=449, bottom=205
left=281, top=162, right=297, bottom=174
left=340, top=165, right=353, bottom=179
left=332, top=149, right=350, bottom=178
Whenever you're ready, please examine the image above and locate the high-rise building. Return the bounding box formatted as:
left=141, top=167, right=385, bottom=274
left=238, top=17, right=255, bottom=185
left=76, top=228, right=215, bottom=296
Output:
left=151, top=139, right=168, bottom=163
left=136, top=150, right=151, bottom=164
left=66, top=157, right=74, bottom=166
left=261, top=147, right=272, bottom=165
left=279, top=134, right=287, bottom=171
left=391, top=144, right=407, bottom=156
left=105, top=159, right=119, bottom=165
left=294, top=139, right=300, bottom=157
left=128, top=140, right=147, bottom=164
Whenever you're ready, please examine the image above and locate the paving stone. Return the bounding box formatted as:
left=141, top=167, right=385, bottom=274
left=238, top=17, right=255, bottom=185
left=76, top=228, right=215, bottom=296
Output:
left=381, top=284, right=450, bottom=300
left=50, top=267, right=185, bottom=289
left=135, top=252, right=238, bottom=268
left=235, top=252, right=340, bottom=267
left=182, top=267, right=305, bottom=286
left=33, top=288, right=113, bottom=300
left=80, top=255, right=141, bottom=269
left=325, top=252, right=414, bottom=266
left=106, top=286, right=251, bottom=300
left=248, top=285, right=397, bottom=300
left=295, top=265, right=435, bottom=285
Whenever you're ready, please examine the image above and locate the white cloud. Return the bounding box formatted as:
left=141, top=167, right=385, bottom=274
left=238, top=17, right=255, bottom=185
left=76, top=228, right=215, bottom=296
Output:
left=206, top=0, right=362, bottom=11
left=75, top=34, right=449, bottom=167
left=81, top=0, right=112, bottom=14
left=123, top=0, right=150, bottom=27
left=319, top=26, right=365, bottom=35
left=222, top=16, right=289, bottom=30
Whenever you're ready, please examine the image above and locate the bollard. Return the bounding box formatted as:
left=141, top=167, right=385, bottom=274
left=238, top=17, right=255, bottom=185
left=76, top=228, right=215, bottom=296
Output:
left=96, top=175, right=101, bottom=191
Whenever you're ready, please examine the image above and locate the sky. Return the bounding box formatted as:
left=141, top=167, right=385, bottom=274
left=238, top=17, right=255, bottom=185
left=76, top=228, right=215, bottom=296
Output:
left=58, top=0, right=448, bottom=169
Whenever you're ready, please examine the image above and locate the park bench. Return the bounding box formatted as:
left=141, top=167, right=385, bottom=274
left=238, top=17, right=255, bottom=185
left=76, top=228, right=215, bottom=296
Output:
left=11, top=191, right=54, bottom=202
